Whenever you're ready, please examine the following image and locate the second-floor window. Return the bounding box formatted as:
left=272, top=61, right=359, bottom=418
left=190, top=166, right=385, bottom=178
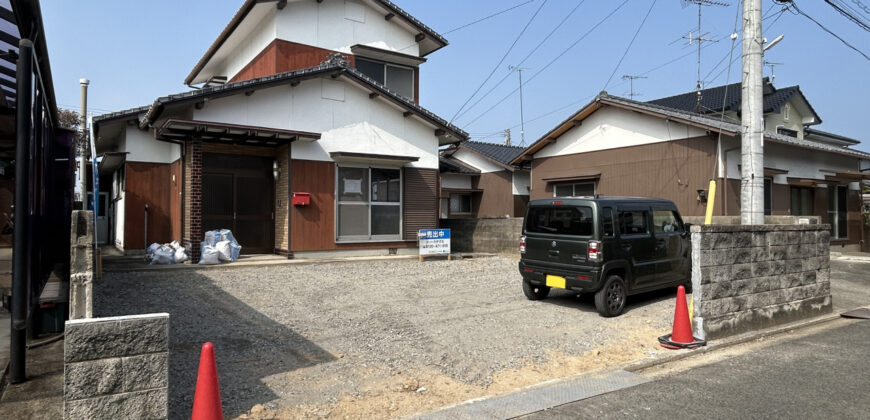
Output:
left=356, top=58, right=414, bottom=99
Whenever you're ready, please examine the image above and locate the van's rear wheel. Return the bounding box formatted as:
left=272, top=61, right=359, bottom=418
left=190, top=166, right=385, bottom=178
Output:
left=522, top=280, right=550, bottom=300
left=595, top=275, right=626, bottom=317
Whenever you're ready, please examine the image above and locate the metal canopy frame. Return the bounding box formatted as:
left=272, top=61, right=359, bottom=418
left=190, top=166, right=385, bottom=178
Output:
left=155, top=118, right=320, bottom=146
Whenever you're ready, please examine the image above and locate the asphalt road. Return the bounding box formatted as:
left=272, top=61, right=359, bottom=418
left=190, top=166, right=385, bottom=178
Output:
left=520, top=318, right=870, bottom=419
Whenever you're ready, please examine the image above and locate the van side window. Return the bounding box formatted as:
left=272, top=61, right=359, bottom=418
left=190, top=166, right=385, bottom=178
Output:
left=602, top=207, right=615, bottom=237
left=653, top=209, right=681, bottom=233
left=618, top=210, right=649, bottom=235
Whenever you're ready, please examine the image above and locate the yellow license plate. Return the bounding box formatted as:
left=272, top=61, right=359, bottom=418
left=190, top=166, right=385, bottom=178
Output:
left=546, top=275, right=566, bottom=289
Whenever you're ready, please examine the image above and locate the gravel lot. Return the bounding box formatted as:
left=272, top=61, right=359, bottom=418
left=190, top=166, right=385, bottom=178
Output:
left=95, top=256, right=677, bottom=419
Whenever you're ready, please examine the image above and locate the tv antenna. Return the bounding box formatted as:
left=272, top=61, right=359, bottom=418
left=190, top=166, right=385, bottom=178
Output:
left=622, top=75, right=647, bottom=99
left=763, top=61, right=783, bottom=84
left=508, top=65, right=530, bottom=146
left=681, top=0, right=729, bottom=111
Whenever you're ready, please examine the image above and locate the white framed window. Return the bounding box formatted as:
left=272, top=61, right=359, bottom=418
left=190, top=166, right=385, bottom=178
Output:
left=336, top=166, right=402, bottom=242
left=355, top=58, right=415, bottom=99
left=449, top=194, right=472, bottom=215
left=554, top=182, right=595, bottom=197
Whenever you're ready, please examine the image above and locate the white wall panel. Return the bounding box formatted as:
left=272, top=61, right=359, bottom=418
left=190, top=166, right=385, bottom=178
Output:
left=534, top=107, right=707, bottom=159
left=123, top=127, right=180, bottom=164
left=442, top=174, right=472, bottom=189
left=512, top=170, right=530, bottom=195
left=452, top=149, right=503, bottom=173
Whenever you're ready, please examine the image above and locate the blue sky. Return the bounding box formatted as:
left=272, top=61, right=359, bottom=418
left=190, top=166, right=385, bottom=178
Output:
left=43, top=0, right=870, bottom=152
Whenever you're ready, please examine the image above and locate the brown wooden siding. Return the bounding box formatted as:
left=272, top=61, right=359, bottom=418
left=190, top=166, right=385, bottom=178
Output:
left=125, top=162, right=172, bottom=250
left=231, top=39, right=355, bottom=83
left=290, top=159, right=418, bottom=251
left=472, top=171, right=514, bottom=217
left=531, top=137, right=718, bottom=216
left=170, top=159, right=182, bottom=242
left=403, top=167, right=438, bottom=240
left=513, top=195, right=529, bottom=217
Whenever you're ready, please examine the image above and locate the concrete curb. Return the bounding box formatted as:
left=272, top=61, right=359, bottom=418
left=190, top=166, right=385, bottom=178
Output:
left=411, top=312, right=843, bottom=419
left=101, top=253, right=498, bottom=273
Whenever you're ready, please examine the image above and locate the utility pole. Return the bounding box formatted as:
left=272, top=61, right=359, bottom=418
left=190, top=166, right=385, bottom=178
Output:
left=741, top=0, right=764, bottom=224
left=78, top=78, right=89, bottom=210
left=621, top=75, right=647, bottom=99
left=509, top=65, right=528, bottom=146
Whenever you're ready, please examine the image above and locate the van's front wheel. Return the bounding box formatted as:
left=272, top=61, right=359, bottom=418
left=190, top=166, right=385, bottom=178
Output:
left=522, top=280, right=550, bottom=300
left=595, top=275, right=626, bottom=317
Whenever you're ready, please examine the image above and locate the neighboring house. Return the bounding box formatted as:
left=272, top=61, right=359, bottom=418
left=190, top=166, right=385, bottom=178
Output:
left=93, top=0, right=467, bottom=259
left=512, top=80, right=870, bottom=250
left=439, top=141, right=529, bottom=218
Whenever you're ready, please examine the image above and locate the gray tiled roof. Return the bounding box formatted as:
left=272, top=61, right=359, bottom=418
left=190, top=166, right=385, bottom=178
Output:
left=92, top=105, right=151, bottom=124
left=604, top=94, right=870, bottom=160
left=461, top=141, right=527, bottom=166
left=647, top=79, right=817, bottom=120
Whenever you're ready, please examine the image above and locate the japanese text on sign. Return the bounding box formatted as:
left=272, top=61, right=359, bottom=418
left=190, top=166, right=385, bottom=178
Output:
left=419, top=229, right=450, bottom=255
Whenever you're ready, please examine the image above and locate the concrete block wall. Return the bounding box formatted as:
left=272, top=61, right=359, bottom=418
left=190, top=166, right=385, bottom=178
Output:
left=691, top=224, right=832, bottom=340
left=440, top=218, right=523, bottom=254
left=69, top=210, right=94, bottom=320
left=64, top=313, right=170, bottom=419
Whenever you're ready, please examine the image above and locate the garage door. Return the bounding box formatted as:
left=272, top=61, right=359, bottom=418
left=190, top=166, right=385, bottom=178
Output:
left=202, top=153, right=274, bottom=254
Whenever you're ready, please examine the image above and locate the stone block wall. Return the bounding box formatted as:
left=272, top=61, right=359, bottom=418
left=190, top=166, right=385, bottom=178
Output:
left=64, top=313, right=169, bottom=419
left=691, top=225, right=832, bottom=340
left=440, top=218, right=523, bottom=254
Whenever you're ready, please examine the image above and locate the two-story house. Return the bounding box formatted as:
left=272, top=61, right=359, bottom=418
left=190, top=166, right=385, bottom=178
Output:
left=512, top=80, right=870, bottom=250
left=93, top=0, right=467, bottom=259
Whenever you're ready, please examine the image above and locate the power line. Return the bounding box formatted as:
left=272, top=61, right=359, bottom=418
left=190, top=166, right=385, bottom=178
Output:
left=825, top=0, right=870, bottom=31
left=448, top=0, right=549, bottom=123
left=460, top=0, right=630, bottom=128
left=784, top=0, right=870, bottom=61
left=602, top=0, right=658, bottom=91
left=441, top=0, right=536, bottom=35
left=453, top=0, right=587, bottom=122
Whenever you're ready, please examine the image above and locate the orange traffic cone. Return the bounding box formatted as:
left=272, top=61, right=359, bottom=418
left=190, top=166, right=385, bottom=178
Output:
left=192, top=342, right=223, bottom=420
left=658, top=285, right=706, bottom=349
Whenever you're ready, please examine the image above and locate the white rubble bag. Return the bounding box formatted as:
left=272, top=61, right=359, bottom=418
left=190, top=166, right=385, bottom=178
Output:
left=174, top=246, right=189, bottom=263
left=215, top=240, right=233, bottom=262
left=198, top=245, right=221, bottom=265
left=146, top=243, right=161, bottom=255
left=150, top=246, right=176, bottom=265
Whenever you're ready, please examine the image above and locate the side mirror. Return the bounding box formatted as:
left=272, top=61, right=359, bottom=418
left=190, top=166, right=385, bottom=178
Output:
left=682, top=223, right=693, bottom=237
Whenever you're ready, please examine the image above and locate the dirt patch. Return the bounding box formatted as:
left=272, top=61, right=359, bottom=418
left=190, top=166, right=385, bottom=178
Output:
left=235, top=325, right=666, bottom=419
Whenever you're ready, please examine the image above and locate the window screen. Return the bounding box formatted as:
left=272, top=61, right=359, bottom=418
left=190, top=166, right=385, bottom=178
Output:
left=526, top=206, right=594, bottom=236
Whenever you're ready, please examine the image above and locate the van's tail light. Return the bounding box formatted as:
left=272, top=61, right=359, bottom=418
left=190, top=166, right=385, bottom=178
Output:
left=588, top=240, right=601, bottom=262
left=519, top=235, right=526, bottom=254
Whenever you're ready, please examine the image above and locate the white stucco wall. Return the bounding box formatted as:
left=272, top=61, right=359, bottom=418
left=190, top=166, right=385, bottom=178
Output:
left=193, top=77, right=440, bottom=169
left=441, top=173, right=472, bottom=189
left=451, top=149, right=503, bottom=173
left=722, top=136, right=862, bottom=183
left=764, top=98, right=805, bottom=138
left=275, top=0, right=419, bottom=57
left=512, top=170, right=530, bottom=195
left=123, top=126, right=181, bottom=164
left=220, top=11, right=277, bottom=82
left=534, top=107, right=708, bottom=159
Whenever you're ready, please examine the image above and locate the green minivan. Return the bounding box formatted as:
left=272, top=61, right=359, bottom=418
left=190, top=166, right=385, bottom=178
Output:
left=518, top=196, right=691, bottom=317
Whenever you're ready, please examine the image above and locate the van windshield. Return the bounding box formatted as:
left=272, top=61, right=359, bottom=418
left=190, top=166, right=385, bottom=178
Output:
left=526, top=206, right=594, bottom=236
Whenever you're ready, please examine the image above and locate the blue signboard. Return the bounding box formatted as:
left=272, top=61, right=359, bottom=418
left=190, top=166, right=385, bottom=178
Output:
left=419, top=229, right=451, bottom=255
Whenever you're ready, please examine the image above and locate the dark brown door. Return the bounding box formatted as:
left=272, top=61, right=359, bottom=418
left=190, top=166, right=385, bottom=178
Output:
left=202, top=153, right=274, bottom=254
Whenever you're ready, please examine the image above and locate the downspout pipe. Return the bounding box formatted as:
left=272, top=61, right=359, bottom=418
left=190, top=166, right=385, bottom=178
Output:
left=10, top=39, right=34, bottom=384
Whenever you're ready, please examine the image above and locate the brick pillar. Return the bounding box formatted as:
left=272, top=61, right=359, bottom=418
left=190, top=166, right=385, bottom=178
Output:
left=183, top=140, right=203, bottom=261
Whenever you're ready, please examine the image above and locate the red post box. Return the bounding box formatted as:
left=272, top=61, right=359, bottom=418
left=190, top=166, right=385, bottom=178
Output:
left=292, top=192, right=310, bottom=206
